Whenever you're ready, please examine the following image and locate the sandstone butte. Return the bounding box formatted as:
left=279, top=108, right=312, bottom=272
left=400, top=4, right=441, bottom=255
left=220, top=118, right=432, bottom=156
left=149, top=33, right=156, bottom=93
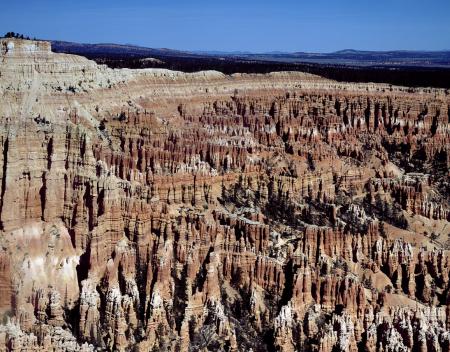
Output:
left=0, top=38, right=449, bottom=352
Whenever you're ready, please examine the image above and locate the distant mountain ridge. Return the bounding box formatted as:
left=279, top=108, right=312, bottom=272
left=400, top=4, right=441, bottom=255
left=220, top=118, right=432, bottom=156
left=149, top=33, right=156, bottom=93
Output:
left=51, top=40, right=193, bottom=58
left=50, top=40, right=450, bottom=68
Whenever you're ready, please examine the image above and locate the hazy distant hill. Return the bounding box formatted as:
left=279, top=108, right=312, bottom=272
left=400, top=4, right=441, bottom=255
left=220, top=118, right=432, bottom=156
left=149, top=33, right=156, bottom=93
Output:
left=52, top=41, right=450, bottom=68
left=51, top=40, right=197, bottom=58
left=240, top=49, right=450, bottom=67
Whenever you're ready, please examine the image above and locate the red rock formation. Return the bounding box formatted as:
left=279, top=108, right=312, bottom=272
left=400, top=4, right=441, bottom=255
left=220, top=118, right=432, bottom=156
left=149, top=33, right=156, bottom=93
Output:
left=0, top=38, right=448, bottom=351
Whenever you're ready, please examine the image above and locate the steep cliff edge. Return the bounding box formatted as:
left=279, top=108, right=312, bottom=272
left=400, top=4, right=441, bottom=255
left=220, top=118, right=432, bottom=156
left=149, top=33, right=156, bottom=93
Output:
left=0, top=38, right=449, bottom=351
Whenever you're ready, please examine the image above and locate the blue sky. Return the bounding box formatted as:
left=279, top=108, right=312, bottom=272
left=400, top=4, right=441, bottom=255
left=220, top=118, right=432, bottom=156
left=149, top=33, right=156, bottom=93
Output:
left=1, top=0, right=449, bottom=52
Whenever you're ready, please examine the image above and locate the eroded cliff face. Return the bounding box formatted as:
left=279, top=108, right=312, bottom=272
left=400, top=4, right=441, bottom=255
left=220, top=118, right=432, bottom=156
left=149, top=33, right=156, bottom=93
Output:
left=0, top=38, right=449, bottom=352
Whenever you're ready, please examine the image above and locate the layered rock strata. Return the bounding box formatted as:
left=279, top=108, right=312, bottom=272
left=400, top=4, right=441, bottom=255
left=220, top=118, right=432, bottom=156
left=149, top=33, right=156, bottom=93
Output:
left=0, top=38, right=449, bottom=351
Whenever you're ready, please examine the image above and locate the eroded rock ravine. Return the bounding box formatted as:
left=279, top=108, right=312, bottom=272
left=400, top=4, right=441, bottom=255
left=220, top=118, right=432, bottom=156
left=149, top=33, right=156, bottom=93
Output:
left=0, top=38, right=449, bottom=351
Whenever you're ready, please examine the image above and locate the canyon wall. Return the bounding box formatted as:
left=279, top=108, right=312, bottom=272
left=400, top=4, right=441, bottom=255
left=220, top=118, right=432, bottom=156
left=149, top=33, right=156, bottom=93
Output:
left=0, top=38, right=449, bottom=351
